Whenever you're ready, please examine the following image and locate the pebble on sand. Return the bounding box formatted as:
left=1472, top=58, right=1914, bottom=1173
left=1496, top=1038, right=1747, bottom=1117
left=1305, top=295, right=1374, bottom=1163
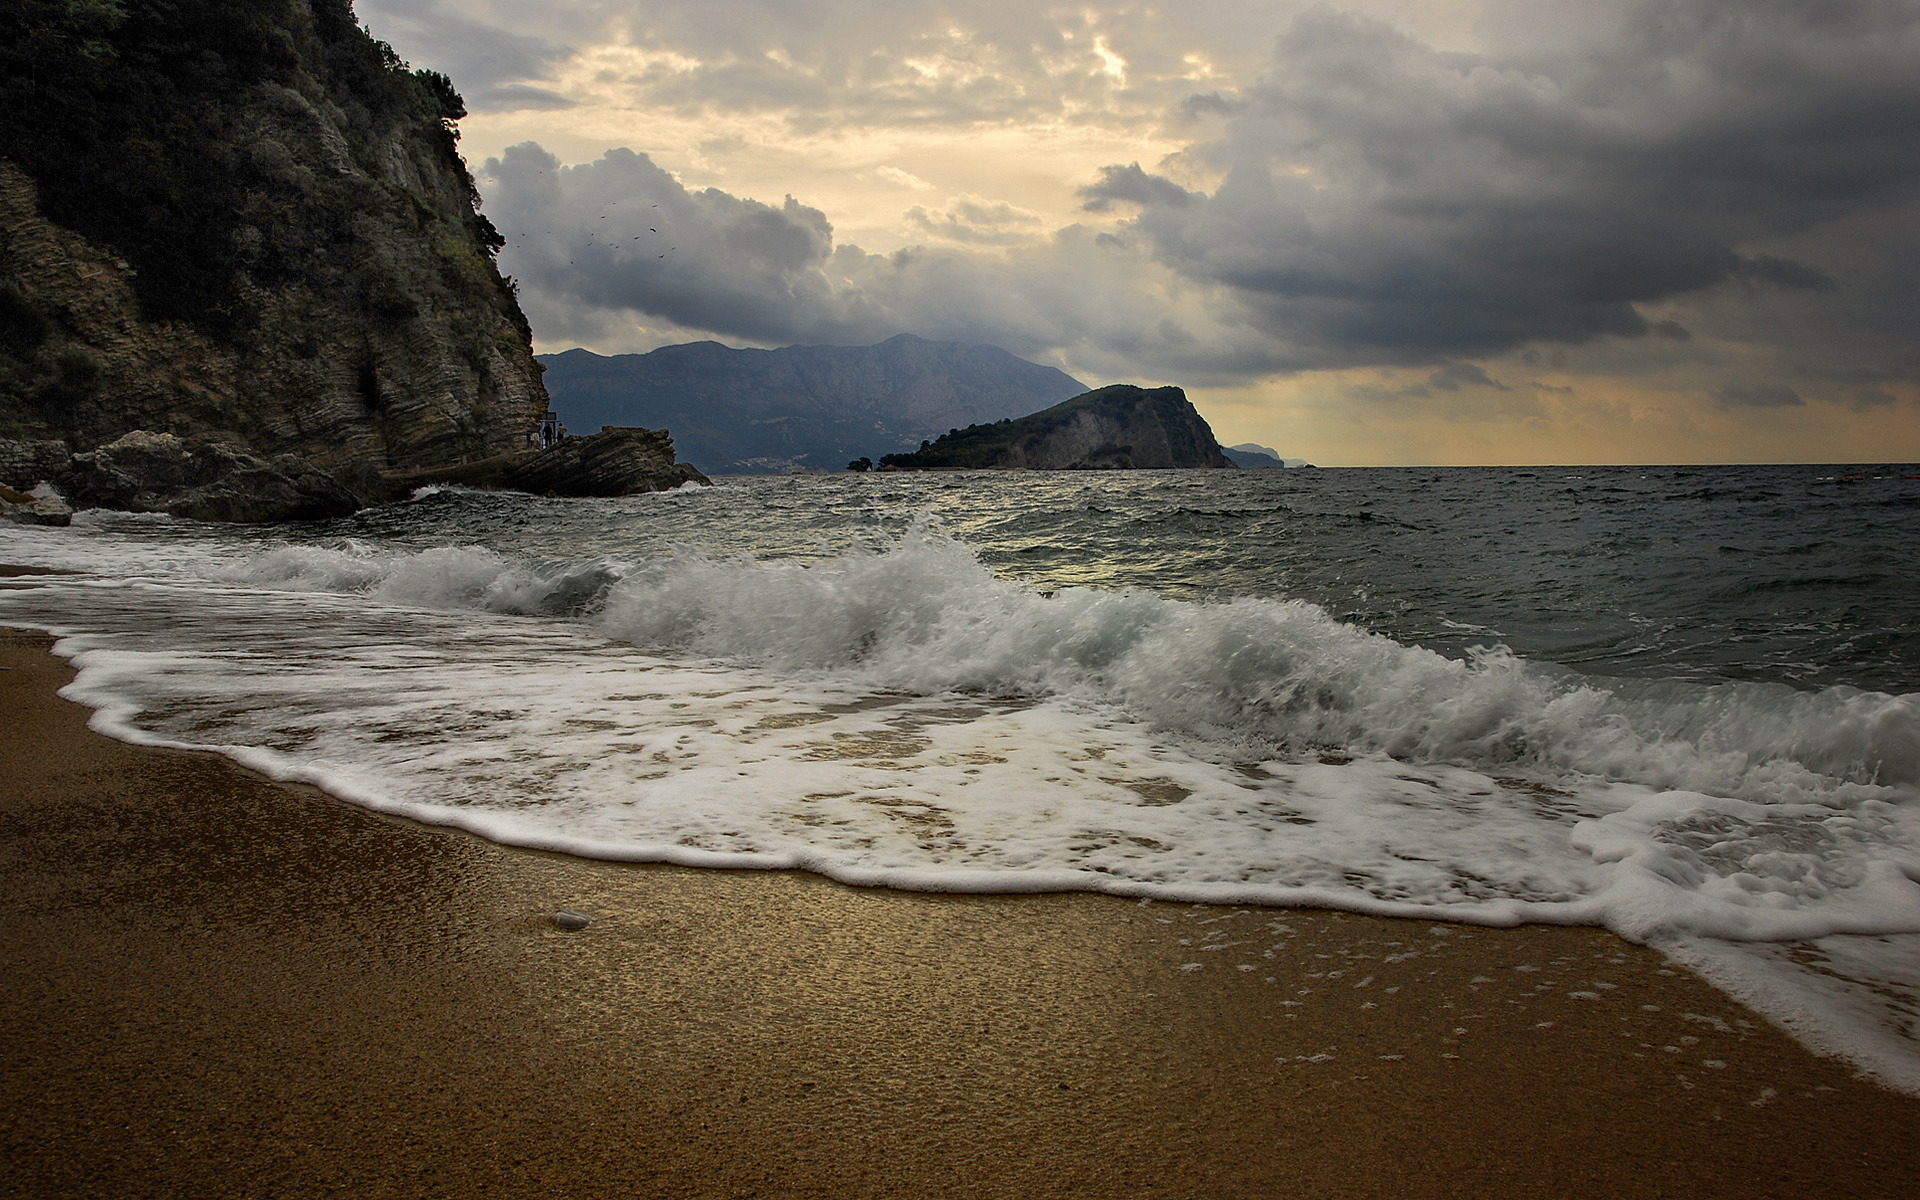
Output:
left=552, top=910, right=592, bottom=931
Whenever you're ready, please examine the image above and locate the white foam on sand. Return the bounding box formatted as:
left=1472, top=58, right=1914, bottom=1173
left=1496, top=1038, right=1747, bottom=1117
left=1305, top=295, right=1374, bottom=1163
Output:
left=2, top=515, right=1917, bottom=1091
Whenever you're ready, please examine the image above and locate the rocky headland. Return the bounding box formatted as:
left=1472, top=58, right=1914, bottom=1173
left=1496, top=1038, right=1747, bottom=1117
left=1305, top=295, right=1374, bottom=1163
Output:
left=876, top=384, right=1235, bottom=471
left=0, top=1, right=699, bottom=521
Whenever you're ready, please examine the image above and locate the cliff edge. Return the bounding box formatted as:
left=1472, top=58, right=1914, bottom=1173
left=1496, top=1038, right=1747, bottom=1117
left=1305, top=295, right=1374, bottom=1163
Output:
left=0, top=0, right=553, bottom=517
left=877, top=384, right=1235, bottom=471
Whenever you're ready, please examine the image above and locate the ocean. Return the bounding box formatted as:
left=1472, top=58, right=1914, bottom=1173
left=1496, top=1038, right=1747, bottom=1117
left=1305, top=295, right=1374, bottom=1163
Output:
left=3, top=464, right=1918, bottom=1090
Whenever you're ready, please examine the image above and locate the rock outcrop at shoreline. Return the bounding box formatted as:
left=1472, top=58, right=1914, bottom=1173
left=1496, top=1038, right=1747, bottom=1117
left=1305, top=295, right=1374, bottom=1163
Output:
left=51, top=431, right=360, bottom=523
left=0, top=2, right=700, bottom=519
left=0, top=482, right=70, bottom=527
left=496, top=427, right=709, bottom=497
left=1, top=424, right=709, bottom=519
left=877, top=384, right=1235, bottom=471
left=376, top=426, right=710, bottom=498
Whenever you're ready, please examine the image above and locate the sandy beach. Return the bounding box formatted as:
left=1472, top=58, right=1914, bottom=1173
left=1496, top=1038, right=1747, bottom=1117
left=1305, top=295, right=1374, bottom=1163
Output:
left=3, top=614, right=1918, bottom=1199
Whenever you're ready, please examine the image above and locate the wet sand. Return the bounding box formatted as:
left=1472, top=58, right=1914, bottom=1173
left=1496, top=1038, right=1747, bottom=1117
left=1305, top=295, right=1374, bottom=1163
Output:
left=4, top=619, right=1918, bottom=1199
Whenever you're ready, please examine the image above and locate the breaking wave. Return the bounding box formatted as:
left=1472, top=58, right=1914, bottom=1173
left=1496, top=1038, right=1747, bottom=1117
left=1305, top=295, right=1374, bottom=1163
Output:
left=213, top=517, right=1919, bottom=806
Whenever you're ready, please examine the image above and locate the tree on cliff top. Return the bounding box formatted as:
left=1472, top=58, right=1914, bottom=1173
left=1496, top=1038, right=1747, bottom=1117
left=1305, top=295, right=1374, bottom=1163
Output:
left=0, top=0, right=514, bottom=343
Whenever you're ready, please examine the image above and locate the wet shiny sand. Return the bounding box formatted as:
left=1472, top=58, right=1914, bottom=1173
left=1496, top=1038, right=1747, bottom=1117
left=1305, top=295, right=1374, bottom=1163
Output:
left=3, top=622, right=1917, bottom=1198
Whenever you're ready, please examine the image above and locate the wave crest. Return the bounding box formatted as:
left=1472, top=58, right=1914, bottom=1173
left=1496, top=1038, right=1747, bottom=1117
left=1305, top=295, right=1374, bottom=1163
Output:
left=210, top=518, right=1919, bottom=802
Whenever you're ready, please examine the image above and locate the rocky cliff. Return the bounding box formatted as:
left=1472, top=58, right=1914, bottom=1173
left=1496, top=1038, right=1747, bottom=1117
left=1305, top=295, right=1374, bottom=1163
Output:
left=539, top=334, right=1087, bottom=474
left=0, top=1, right=554, bottom=517
left=877, top=384, right=1235, bottom=471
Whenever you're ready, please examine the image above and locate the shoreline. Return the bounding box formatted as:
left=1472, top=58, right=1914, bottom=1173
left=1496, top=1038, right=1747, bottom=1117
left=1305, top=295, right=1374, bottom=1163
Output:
left=5, top=621, right=1920, bottom=1196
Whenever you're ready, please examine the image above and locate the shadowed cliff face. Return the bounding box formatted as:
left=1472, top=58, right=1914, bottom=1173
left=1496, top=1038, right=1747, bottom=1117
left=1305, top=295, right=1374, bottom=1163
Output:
left=0, top=1, right=546, bottom=507
left=878, top=385, right=1236, bottom=471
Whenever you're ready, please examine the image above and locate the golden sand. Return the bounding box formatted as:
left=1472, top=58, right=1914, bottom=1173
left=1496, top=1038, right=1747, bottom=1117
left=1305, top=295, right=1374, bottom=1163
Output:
left=3, top=622, right=1916, bottom=1198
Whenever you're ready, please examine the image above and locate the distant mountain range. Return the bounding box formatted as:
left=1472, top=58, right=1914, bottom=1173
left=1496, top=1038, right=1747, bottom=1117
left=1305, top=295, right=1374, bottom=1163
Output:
left=537, top=334, right=1087, bottom=474
left=1224, top=443, right=1314, bottom=469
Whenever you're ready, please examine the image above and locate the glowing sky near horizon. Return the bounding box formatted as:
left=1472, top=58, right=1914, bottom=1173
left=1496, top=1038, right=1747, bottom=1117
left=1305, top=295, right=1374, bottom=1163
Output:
left=356, top=0, right=1920, bottom=465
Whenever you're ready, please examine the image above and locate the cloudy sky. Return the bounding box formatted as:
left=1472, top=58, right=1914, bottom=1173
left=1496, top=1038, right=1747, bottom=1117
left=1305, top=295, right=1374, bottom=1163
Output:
left=357, top=0, right=1920, bottom=465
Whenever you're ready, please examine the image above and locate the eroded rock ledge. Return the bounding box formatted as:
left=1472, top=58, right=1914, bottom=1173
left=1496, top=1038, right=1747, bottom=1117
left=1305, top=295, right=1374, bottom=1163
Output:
left=2, top=426, right=709, bottom=522
left=2, top=431, right=356, bottom=523
left=378, top=426, right=710, bottom=498
left=496, top=427, right=709, bottom=497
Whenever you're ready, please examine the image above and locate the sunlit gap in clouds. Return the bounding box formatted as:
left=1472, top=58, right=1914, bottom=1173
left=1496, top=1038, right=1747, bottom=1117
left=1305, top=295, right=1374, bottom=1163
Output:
left=356, top=0, right=1920, bottom=465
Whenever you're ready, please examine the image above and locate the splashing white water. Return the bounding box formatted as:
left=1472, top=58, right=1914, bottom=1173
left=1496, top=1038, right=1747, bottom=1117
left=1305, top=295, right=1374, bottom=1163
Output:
left=3, top=508, right=1918, bottom=1090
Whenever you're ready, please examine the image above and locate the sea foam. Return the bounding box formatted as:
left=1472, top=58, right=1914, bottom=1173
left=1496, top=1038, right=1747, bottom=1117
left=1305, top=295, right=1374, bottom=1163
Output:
left=3, top=500, right=1918, bottom=1090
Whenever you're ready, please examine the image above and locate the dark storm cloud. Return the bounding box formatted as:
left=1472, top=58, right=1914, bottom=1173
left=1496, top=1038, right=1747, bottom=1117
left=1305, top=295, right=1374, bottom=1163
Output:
left=1087, top=0, right=1920, bottom=371
left=356, top=0, right=576, bottom=111
left=447, top=1, right=1918, bottom=405
left=482, top=144, right=857, bottom=346
left=1427, top=363, right=1509, bottom=393
left=1080, top=164, right=1197, bottom=212
left=1715, top=383, right=1805, bottom=409
left=481, top=142, right=1293, bottom=383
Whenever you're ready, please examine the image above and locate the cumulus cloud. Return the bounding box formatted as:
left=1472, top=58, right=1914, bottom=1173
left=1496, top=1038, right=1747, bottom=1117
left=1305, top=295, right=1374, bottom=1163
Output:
left=484, top=144, right=847, bottom=345
left=904, top=194, right=1044, bottom=245
left=559, top=0, right=1255, bottom=134
left=875, top=166, right=934, bottom=191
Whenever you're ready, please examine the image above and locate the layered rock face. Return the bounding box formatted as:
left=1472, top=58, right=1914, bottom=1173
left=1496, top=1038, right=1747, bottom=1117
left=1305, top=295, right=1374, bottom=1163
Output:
left=0, top=1, right=553, bottom=519
left=879, top=385, right=1236, bottom=471
left=497, top=428, right=710, bottom=497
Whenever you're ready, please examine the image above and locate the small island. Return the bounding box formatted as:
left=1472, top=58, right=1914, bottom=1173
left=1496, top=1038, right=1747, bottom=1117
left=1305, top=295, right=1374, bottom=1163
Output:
left=872, top=384, right=1235, bottom=471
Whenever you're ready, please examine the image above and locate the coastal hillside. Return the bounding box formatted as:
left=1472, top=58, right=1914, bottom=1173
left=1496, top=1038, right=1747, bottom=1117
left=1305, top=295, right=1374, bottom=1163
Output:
left=1223, top=444, right=1284, bottom=469
left=0, top=0, right=548, bottom=513
left=1224, top=442, right=1314, bottom=469
left=876, top=384, right=1235, bottom=471
left=538, top=334, right=1086, bottom=474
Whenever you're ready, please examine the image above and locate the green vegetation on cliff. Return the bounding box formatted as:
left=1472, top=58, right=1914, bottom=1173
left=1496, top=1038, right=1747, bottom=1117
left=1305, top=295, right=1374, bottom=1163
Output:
left=1, top=0, right=517, bottom=344
left=0, top=0, right=548, bottom=495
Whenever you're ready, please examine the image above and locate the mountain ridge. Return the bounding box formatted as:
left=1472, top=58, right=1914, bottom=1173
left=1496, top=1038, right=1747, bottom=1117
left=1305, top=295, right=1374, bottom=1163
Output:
left=537, top=333, right=1086, bottom=474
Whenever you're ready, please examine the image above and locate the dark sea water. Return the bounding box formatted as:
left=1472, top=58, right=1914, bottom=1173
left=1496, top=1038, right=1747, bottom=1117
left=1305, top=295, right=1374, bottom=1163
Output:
left=323, top=464, right=1920, bottom=692
left=3, top=464, right=1917, bottom=1089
